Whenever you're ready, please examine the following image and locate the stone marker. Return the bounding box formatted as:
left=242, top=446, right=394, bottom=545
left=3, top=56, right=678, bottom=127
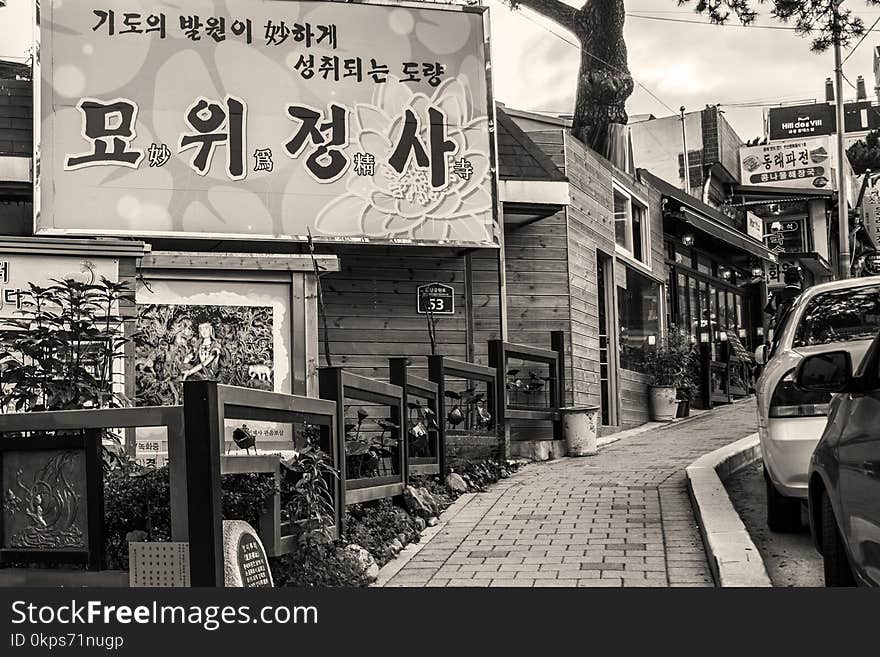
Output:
left=222, top=520, right=273, bottom=588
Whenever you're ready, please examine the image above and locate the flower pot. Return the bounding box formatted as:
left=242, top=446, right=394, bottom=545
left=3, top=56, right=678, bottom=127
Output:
left=649, top=385, right=678, bottom=421
left=559, top=406, right=600, bottom=457
left=675, top=398, right=690, bottom=418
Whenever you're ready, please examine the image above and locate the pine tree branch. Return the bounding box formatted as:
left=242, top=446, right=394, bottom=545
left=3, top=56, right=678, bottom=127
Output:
left=510, top=0, right=581, bottom=33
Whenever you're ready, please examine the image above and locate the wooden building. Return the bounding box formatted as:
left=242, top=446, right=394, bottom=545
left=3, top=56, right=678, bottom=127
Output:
left=501, top=107, right=669, bottom=452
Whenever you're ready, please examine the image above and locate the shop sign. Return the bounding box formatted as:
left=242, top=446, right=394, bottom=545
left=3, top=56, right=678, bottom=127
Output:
left=861, top=174, right=880, bottom=250
left=36, top=1, right=497, bottom=247
left=864, top=253, right=880, bottom=275
left=417, top=283, right=454, bottom=314
left=767, top=101, right=880, bottom=140
left=767, top=104, right=835, bottom=140
left=739, top=137, right=835, bottom=190
left=0, top=255, right=118, bottom=322
left=763, top=218, right=804, bottom=254
left=746, top=211, right=763, bottom=241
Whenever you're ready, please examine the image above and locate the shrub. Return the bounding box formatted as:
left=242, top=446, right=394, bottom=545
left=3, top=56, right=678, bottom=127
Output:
left=270, top=539, right=369, bottom=587
left=344, top=500, right=421, bottom=566
left=103, top=467, right=276, bottom=570
left=0, top=277, right=133, bottom=412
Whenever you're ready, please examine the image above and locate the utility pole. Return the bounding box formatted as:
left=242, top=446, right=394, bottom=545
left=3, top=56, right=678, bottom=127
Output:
left=833, top=1, right=850, bottom=279
left=680, top=106, right=691, bottom=196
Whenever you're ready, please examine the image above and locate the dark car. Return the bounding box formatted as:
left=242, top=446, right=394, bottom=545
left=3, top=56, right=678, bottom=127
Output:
left=798, top=329, right=880, bottom=586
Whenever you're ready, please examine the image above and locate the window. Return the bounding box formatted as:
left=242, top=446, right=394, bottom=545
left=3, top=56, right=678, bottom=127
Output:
left=613, top=183, right=650, bottom=265
left=793, top=284, right=880, bottom=347
left=618, top=266, right=661, bottom=372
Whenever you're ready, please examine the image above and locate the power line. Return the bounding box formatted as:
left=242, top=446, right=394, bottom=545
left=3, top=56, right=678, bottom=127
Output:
left=842, top=15, right=880, bottom=64
left=626, top=13, right=799, bottom=30
left=504, top=4, right=679, bottom=115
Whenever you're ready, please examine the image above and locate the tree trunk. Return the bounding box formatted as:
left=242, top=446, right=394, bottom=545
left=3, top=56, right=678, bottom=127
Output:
left=572, top=0, right=633, bottom=156
left=513, top=0, right=634, bottom=159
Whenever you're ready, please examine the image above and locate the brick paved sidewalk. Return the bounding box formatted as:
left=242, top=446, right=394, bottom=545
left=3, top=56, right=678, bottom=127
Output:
left=381, top=400, right=757, bottom=588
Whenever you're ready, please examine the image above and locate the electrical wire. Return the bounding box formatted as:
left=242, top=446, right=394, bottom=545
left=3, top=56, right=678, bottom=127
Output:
left=626, top=13, right=799, bottom=30
left=503, top=3, right=680, bottom=115
left=842, top=15, right=880, bottom=64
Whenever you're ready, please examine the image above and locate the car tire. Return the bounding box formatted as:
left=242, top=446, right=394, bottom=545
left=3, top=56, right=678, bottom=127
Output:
left=765, top=468, right=801, bottom=532
left=821, top=491, right=856, bottom=587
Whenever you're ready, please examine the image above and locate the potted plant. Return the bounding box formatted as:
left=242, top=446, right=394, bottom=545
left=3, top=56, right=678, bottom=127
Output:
left=641, top=331, right=694, bottom=422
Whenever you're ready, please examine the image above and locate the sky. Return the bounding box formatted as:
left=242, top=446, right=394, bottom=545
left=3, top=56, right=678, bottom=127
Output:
left=2, top=0, right=880, bottom=140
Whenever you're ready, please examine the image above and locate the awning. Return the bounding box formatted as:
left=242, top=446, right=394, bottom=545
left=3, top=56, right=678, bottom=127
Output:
left=638, top=169, right=777, bottom=262
left=780, top=251, right=833, bottom=278
left=680, top=208, right=777, bottom=263
left=732, top=184, right=833, bottom=199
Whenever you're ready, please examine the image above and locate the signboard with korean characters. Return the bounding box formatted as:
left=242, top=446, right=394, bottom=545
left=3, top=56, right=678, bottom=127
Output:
left=37, top=1, right=497, bottom=247
left=860, top=174, right=880, bottom=250
left=766, top=103, right=835, bottom=141
left=739, top=137, right=836, bottom=190
left=746, top=211, right=763, bottom=241
left=0, top=255, right=118, bottom=323
left=417, top=282, right=454, bottom=314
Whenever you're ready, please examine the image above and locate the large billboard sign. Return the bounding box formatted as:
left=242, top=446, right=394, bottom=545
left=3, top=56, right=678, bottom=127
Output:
left=739, top=137, right=837, bottom=190
left=37, top=1, right=497, bottom=247
left=766, top=104, right=835, bottom=141
left=767, top=101, right=880, bottom=140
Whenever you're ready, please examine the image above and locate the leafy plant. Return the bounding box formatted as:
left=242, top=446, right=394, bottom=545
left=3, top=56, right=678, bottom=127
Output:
left=0, top=277, right=133, bottom=412
left=641, top=328, right=699, bottom=389
left=270, top=539, right=369, bottom=587
left=281, top=450, right=338, bottom=539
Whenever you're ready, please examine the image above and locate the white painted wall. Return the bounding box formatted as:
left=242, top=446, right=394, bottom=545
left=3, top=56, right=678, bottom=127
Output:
left=630, top=111, right=703, bottom=189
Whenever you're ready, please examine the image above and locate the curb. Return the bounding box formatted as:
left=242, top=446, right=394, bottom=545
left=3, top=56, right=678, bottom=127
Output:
left=597, top=396, right=754, bottom=449
left=685, top=433, right=771, bottom=587
left=372, top=492, right=478, bottom=587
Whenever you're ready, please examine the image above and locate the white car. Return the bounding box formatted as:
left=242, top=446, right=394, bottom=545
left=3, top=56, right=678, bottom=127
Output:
left=755, top=276, right=880, bottom=532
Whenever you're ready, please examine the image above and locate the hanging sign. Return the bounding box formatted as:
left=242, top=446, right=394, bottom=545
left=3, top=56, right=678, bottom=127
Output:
left=861, top=174, right=880, bottom=250
left=36, top=1, right=497, bottom=247
left=739, top=137, right=835, bottom=190
left=417, top=283, right=454, bottom=315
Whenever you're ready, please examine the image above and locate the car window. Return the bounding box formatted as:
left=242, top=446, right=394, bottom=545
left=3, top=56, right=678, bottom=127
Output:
left=768, top=303, right=795, bottom=358
left=793, top=284, right=880, bottom=348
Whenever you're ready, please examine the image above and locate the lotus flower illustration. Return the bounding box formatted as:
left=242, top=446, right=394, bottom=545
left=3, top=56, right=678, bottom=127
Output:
left=312, top=77, right=494, bottom=244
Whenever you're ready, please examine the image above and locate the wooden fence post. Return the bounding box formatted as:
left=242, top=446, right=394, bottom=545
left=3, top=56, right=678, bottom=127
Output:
left=182, top=380, right=224, bottom=587
left=550, top=331, right=566, bottom=442
left=427, top=355, right=446, bottom=474
left=487, top=340, right=508, bottom=460
left=388, top=358, right=410, bottom=482
left=84, top=429, right=106, bottom=571
left=318, top=367, right=347, bottom=530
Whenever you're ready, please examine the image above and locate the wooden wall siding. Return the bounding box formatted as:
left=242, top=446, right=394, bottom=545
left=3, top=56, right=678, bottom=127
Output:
left=469, top=248, right=502, bottom=365
left=517, top=130, right=566, bottom=175
left=318, top=247, right=502, bottom=384
left=501, top=210, right=573, bottom=442
left=562, top=133, right=669, bottom=430
left=562, top=135, right=613, bottom=414
left=0, top=79, right=32, bottom=156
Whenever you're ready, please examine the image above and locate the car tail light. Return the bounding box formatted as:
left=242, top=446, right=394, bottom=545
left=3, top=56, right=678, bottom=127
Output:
left=769, top=369, right=831, bottom=418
